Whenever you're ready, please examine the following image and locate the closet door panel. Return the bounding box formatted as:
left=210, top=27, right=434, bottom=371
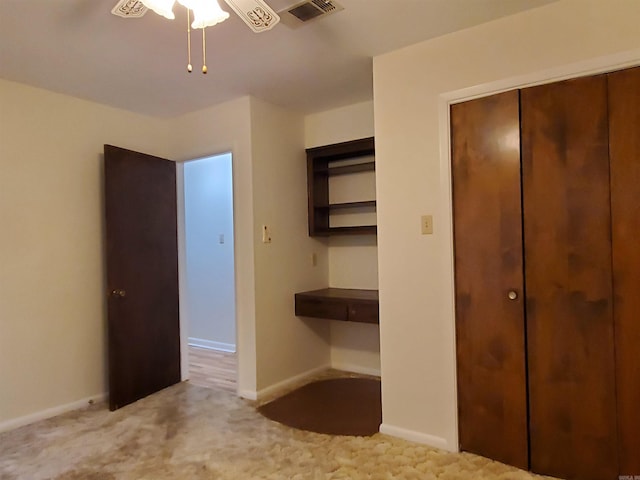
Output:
left=451, top=90, right=528, bottom=470
left=609, top=66, right=640, bottom=475
left=521, top=75, right=618, bottom=480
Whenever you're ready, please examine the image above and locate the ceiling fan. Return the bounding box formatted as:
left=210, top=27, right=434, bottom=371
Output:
left=112, top=0, right=279, bottom=32
left=112, top=0, right=279, bottom=73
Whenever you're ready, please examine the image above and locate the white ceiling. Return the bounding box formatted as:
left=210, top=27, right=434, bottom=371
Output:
left=0, top=0, right=555, bottom=117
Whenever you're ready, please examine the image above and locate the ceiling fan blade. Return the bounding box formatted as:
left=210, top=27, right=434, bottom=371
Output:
left=111, top=0, right=148, bottom=18
left=223, top=0, right=280, bottom=33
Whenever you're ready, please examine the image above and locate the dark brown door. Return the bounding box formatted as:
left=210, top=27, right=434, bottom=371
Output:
left=104, top=145, right=181, bottom=411
left=521, top=76, right=618, bottom=480
left=609, top=66, right=640, bottom=476
left=451, top=90, right=529, bottom=470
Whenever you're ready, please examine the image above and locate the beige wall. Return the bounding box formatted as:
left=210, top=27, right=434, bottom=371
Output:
left=305, top=101, right=374, bottom=149
left=170, top=96, right=332, bottom=396
left=168, top=97, right=259, bottom=395
left=0, top=79, right=170, bottom=427
left=374, top=0, right=640, bottom=449
left=304, top=101, right=381, bottom=375
left=249, top=97, right=331, bottom=390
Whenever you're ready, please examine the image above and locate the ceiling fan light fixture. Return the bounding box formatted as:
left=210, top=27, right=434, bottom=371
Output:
left=140, top=0, right=175, bottom=19
left=118, top=0, right=278, bottom=74
left=178, top=0, right=230, bottom=28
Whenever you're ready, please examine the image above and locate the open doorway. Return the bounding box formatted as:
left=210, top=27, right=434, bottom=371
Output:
left=180, top=152, right=237, bottom=393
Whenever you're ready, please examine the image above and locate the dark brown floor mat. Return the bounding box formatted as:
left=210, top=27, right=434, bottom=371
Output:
left=257, top=377, right=381, bottom=436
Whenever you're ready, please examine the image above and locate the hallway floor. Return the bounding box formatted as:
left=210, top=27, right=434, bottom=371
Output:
left=188, top=345, right=236, bottom=393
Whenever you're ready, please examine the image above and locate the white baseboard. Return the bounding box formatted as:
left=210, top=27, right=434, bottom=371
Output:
left=0, top=393, right=107, bottom=434
left=238, top=389, right=258, bottom=401
left=331, top=362, right=381, bottom=377
left=188, top=337, right=236, bottom=353
left=253, top=364, right=331, bottom=401
left=379, top=423, right=453, bottom=451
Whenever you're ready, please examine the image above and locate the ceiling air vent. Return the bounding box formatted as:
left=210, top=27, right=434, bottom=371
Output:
left=279, top=0, right=344, bottom=28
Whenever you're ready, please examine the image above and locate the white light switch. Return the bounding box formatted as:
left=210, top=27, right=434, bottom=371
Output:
left=262, top=225, right=272, bottom=243
left=219, top=234, right=224, bottom=244
left=421, top=215, right=433, bottom=235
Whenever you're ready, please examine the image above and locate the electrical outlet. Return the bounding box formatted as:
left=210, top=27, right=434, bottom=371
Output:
left=421, top=215, right=433, bottom=235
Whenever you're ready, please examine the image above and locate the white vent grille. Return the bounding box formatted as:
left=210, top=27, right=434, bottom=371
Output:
left=111, top=0, right=148, bottom=18
left=279, top=0, right=343, bottom=28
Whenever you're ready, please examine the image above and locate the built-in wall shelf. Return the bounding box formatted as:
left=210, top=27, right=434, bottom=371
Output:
left=295, top=288, right=379, bottom=324
left=307, top=137, right=376, bottom=236
left=325, top=225, right=377, bottom=235
left=320, top=161, right=375, bottom=176
left=328, top=200, right=376, bottom=211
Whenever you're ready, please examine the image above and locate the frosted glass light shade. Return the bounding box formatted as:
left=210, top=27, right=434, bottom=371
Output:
left=140, top=0, right=176, bottom=19
left=178, top=0, right=230, bottom=28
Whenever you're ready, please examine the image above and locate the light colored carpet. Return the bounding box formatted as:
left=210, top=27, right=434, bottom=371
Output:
left=0, top=382, right=557, bottom=480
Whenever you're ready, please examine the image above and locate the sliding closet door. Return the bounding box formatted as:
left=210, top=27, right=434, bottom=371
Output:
left=521, top=76, right=618, bottom=480
left=609, top=66, right=640, bottom=476
left=451, top=90, right=528, bottom=470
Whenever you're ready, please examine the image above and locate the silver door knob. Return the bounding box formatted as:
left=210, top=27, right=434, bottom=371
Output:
left=507, top=290, right=518, bottom=300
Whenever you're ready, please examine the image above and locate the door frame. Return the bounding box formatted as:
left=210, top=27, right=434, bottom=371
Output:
left=437, top=48, right=640, bottom=452
left=176, top=151, right=238, bottom=387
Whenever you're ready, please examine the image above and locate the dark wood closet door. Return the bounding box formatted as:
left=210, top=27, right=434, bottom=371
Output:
left=451, top=90, right=528, bottom=470
left=609, top=66, right=640, bottom=476
left=521, top=76, right=618, bottom=480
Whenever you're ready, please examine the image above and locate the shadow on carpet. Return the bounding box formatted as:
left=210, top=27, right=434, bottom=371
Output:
left=257, top=377, right=381, bottom=436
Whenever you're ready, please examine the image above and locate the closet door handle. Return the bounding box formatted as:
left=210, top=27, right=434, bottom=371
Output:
left=507, top=290, right=518, bottom=300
